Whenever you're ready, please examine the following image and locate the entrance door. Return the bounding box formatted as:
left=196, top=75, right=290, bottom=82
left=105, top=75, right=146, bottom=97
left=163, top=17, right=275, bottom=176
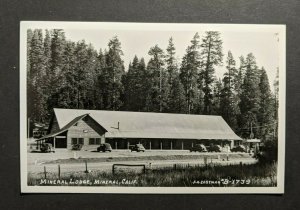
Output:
left=55, top=137, right=67, bottom=148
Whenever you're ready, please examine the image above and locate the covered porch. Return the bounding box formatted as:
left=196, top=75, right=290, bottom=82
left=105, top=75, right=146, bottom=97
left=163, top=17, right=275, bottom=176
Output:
left=105, top=138, right=237, bottom=150
left=36, top=130, right=68, bottom=149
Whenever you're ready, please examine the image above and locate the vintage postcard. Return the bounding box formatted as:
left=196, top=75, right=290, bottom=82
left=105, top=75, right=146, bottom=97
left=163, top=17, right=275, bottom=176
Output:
left=20, top=22, right=285, bottom=193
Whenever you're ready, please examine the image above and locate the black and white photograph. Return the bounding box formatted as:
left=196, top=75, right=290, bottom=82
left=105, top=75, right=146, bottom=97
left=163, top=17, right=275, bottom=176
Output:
left=20, top=22, right=285, bottom=193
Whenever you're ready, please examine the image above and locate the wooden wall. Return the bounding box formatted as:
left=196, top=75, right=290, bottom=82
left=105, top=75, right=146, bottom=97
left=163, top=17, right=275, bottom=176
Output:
left=66, top=115, right=106, bottom=150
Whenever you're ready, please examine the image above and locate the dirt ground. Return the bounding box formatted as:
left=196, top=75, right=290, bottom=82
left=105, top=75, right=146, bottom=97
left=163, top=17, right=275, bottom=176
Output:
left=27, top=149, right=256, bottom=174
left=27, top=149, right=252, bottom=164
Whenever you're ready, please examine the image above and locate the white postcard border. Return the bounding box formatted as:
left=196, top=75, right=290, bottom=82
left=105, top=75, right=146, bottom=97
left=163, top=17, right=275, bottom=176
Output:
left=20, top=22, right=286, bottom=194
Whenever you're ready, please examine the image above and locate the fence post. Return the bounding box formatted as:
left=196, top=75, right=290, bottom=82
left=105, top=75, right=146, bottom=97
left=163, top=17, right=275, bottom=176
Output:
left=84, top=160, right=89, bottom=173
left=174, top=164, right=177, bottom=170
left=58, top=165, right=61, bottom=179
left=143, top=165, right=146, bottom=174
left=44, top=166, right=47, bottom=179
left=112, top=164, right=115, bottom=175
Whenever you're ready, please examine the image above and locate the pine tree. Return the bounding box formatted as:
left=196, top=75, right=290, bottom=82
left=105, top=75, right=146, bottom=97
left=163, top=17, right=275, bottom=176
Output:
left=66, top=40, right=98, bottom=109
left=47, top=29, right=66, bottom=113
left=235, top=56, right=246, bottom=98
left=27, top=29, right=47, bottom=122
left=164, top=37, right=186, bottom=113
left=27, top=29, right=33, bottom=78
left=59, top=40, right=76, bottom=108
left=83, top=43, right=98, bottom=109
left=211, top=79, right=222, bottom=115
left=123, top=56, right=140, bottom=110
left=94, top=49, right=107, bottom=109
left=200, top=31, right=223, bottom=115
left=239, top=53, right=261, bottom=138
left=43, top=30, right=51, bottom=74
left=168, top=75, right=186, bottom=113
left=99, top=36, right=125, bottom=110
left=220, top=51, right=240, bottom=130
left=179, top=33, right=201, bottom=114
left=146, top=45, right=168, bottom=112
left=166, top=37, right=177, bottom=81
left=258, top=67, right=274, bottom=141
left=136, top=58, right=150, bottom=111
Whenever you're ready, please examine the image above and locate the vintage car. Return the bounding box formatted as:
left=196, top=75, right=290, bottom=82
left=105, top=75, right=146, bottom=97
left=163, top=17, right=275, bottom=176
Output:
left=231, top=145, right=247, bottom=152
left=40, top=143, right=55, bottom=153
left=130, top=144, right=145, bottom=152
left=207, top=145, right=222, bottom=152
left=97, top=143, right=112, bottom=152
left=189, top=144, right=207, bottom=152
left=72, top=144, right=83, bottom=151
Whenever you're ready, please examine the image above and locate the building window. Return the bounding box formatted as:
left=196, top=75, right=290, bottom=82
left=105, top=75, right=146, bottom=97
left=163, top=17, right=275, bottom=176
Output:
left=89, top=138, right=101, bottom=145
left=71, top=138, right=77, bottom=145
left=89, top=138, right=95, bottom=145
left=72, top=138, right=84, bottom=145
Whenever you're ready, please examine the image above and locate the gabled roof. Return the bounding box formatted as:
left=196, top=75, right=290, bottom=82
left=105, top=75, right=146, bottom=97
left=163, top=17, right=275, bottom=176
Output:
left=37, top=113, right=108, bottom=141
left=51, top=108, right=242, bottom=140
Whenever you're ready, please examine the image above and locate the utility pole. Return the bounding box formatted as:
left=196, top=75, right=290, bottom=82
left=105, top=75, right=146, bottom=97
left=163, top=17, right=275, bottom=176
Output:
left=159, top=60, right=162, bottom=112
left=250, top=121, right=254, bottom=139
left=27, top=117, right=30, bottom=138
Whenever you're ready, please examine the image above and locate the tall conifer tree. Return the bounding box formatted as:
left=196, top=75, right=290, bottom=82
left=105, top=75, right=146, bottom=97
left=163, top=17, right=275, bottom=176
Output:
left=146, top=45, right=168, bottom=112
left=99, top=36, right=125, bottom=110
left=258, top=67, right=274, bottom=140
left=239, top=53, right=261, bottom=138
left=200, top=31, right=223, bottom=115
left=180, top=33, right=201, bottom=114
left=220, top=51, right=240, bottom=130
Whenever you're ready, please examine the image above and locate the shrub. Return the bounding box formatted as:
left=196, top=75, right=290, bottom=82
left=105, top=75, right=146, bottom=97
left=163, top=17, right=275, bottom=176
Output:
left=255, top=140, right=278, bottom=164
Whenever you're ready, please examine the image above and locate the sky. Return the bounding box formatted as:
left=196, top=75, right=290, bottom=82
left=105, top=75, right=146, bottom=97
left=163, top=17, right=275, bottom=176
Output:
left=23, top=22, right=284, bottom=92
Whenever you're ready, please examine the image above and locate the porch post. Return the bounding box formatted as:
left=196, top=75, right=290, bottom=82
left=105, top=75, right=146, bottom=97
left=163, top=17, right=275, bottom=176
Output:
left=160, top=141, right=162, bottom=150
left=181, top=141, right=183, bottom=150
left=115, top=141, right=118, bottom=150
left=170, top=141, right=172, bottom=150
left=127, top=140, right=129, bottom=150
left=53, top=137, right=56, bottom=149
left=149, top=141, right=151, bottom=150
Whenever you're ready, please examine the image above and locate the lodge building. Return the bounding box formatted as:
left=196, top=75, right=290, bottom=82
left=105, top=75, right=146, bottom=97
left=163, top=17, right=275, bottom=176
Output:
left=36, top=108, right=242, bottom=150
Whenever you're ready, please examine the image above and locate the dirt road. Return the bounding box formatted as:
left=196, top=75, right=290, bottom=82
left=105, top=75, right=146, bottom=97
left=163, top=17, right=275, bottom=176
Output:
left=28, top=156, right=257, bottom=174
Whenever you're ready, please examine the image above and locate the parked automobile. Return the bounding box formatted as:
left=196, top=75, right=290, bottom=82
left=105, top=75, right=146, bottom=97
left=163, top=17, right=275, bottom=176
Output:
left=130, top=144, right=145, bottom=152
left=72, top=144, right=83, bottom=151
left=190, top=144, right=207, bottom=152
left=40, top=143, right=55, bottom=153
left=207, top=145, right=222, bottom=152
left=231, top=145, right=247, bottom=152
left=97, top=143, right=112, bottom=152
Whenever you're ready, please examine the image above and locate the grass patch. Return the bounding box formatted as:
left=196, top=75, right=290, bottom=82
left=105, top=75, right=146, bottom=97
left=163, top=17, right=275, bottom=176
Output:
left=28, top=162, right=277, bottom=187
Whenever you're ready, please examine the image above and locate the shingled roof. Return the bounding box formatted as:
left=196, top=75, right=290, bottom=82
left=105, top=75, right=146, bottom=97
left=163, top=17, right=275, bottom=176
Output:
left=50, top=108, right=241, bottom=140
